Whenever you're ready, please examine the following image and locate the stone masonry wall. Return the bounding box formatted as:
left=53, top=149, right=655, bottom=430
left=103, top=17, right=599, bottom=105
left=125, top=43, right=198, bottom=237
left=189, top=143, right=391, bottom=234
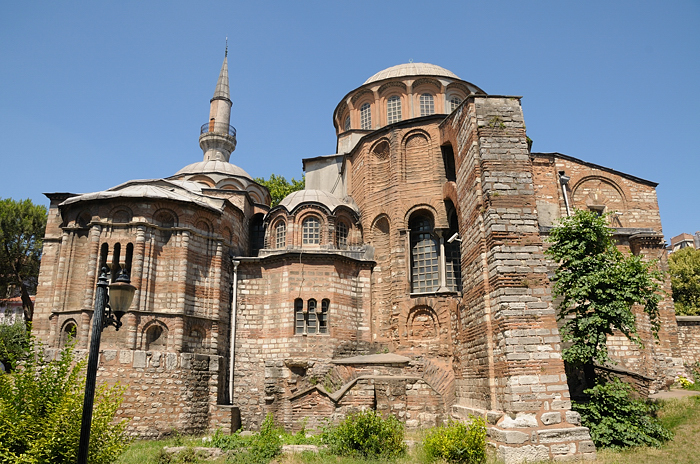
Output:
left=440, top=97, right=594, bottom=462
left=676, top=317, right=700, bottom=365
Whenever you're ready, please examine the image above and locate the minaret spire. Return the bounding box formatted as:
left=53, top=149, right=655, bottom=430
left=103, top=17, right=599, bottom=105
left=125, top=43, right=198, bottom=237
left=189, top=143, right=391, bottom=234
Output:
left=199, top=43, right=237, bottom=162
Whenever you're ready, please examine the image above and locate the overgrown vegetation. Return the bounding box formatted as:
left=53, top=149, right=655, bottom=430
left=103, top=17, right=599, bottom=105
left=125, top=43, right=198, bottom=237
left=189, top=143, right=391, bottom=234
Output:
left=546, top=209, right=663, bottom=373
left=573, top=377, right=672, bottom=450
left=668, top=246, right=700, bottom=315
left=0, top=338, right=131, bottom=463
left=422, top=417, right=486, bottom=464
left=254, top=174, right=305, bottom=207
left=321, top=410, right=407, bottom=459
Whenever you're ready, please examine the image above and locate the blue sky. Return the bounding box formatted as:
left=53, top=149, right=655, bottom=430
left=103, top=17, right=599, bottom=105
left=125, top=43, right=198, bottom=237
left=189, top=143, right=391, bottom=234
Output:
left=1, top=1, right=698, bottom=240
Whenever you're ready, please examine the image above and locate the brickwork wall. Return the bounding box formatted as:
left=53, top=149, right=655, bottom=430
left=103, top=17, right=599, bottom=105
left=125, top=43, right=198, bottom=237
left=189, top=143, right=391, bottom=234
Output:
left=233, top=255, right=373, bottom=429
left=676, top=317, right=700, bottom=365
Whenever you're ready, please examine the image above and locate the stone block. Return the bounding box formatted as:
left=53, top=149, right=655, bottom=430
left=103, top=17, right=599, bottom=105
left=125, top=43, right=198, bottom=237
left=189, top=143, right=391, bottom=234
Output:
left=500, top=412, right=538, bottom=428
left=541, top=412, right=561, bottom=425
left=119, top=350, right=132, bottom=364
left=536, top=427, right=591, bottom=443
left=498, top=445, right=549, bottom=464
left=102, top=350, right=117, bottom=362
left=578, top=440, right=596, bottom=453
left=565, top=410, right=581, bottom=425
left=133, top=351, right=147, bottom=368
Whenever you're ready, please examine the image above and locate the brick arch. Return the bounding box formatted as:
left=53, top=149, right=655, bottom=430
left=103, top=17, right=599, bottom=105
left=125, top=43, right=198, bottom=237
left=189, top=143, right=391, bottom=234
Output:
left=294, top=208, right=328, bottom=247
left=402, top=130, right=432, bottom=183
left=571, top=176, right=627, bottom=215
left=152, top=208, right=178, bottom=228
left=108, top=205, right=133, bottom=224
left=141, top=319, right=169, bottom=351
left=406, top=305, right=439, bottom=340
left=188, top=175, right=215, bottom=187
left=403, top=204, right=439, bottom=229
left=59, top=318, right=79, bottom=347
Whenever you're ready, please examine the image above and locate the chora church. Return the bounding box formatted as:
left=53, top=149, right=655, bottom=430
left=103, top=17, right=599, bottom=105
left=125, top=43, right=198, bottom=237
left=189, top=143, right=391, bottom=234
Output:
left=32, top=51, right=700, bottom=462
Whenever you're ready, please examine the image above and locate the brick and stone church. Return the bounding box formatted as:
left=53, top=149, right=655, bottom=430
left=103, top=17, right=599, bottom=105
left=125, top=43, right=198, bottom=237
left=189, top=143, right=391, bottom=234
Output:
left=33, top=54, right=693, bottom=462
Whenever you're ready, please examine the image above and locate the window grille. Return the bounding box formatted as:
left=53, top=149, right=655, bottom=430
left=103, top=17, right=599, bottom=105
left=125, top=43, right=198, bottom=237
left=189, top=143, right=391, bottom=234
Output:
left=294, top=298, right=329, bottom=334
left=319, top=299, right=329, bottom=334
left=448, top=96, right=462, bottom=112
left=420, top=93, right=434, bottom=116
left=275, top=221, right=286, bottom=248
left=302, top=217, right=320, bottom=245
left=336, top=221, right=348, bottom=249
left=360, top=103, right=372, bottom=130
left=410, top=216, right=439, bottom=293
left=387, top=95, right=402, bottom=124
left=295, top=299, right=305, bottom=334
left=344, top=115, right=351, bottom=131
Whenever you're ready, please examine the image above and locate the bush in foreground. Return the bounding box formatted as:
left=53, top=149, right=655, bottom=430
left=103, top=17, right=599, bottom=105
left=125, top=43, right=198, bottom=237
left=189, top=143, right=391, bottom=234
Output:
left=423, top=416, right=486, bottom=464
left=321, top=409, right=406, bottom=459
left=0, top=338, right=130, bottom=463
left=211, top=413, right=282, bottom=464
left=573, top=377, right=673, bottom=449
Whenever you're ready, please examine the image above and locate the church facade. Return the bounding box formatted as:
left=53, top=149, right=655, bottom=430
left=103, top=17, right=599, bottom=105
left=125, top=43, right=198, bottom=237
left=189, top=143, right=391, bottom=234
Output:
left=34, top=57, right=685, bottom=462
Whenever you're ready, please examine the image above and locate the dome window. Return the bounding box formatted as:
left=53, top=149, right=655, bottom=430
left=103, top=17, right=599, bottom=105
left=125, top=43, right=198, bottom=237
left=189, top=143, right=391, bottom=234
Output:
left=336, top=221, right=348, bottom=249
left=420, top=94, right=435, bottom=116
left=360, top=103, right=372, bottom=130
left=448, top=96, right=462, bottom=112
left=387, top=95, right=402, bottom=124
left=302, top=216, right=321, bottom=245
left=275, top=220, right=286, bottom=249
left=344, top=115, right=351, bottom=131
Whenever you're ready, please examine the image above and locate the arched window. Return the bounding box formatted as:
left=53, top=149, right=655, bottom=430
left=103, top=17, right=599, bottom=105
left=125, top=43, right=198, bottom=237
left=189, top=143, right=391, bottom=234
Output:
left=448, top=96, right=462, bottom=112
left=250, top=213, right=265, bottom=256
left=145, top=324, right=166, bottom=350
left=410, top=214, right=439, bottom=293
left=307, top=299, right=317, bottom=334
left=360, top=103, right=372, bottom=130
left=61, top=321, right=77, bottom=347
left=419, top=93, right=434, bottom=116
left=387, top=95, right=402, bottom=124
left=319, top=299, right=329, bottom=334
left=336, top=221, right=348, bottom=249
left=275, top=220, right=286, bottom=249
left=302, top=216, right=320, bottom=245
left=445, top=208, right=462, bottom=292
left=344, top=115, right=351, bottom=131
left=295, top=299, right=305, bottom=334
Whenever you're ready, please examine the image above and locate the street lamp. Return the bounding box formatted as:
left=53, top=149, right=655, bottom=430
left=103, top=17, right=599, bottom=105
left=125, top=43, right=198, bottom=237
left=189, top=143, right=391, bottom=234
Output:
left=77, top=267, right=136, bottom=464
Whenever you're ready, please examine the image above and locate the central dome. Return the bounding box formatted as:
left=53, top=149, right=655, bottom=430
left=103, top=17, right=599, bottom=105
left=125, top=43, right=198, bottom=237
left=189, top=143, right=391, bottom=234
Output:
left=364, top=63, right=459, bottom=85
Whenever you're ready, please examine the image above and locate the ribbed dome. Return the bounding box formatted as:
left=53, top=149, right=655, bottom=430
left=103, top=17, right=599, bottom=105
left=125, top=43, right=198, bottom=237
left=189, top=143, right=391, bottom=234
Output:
left=364, top=63, right=459, bottom=85
left=175, top=160, right=252, bottom=179
left=278, top=189, right=359, bottom=213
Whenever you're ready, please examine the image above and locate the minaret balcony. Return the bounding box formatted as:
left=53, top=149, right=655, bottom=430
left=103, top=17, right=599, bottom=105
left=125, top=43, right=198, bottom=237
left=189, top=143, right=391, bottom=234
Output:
left=201, top=122, right=236, bottom=138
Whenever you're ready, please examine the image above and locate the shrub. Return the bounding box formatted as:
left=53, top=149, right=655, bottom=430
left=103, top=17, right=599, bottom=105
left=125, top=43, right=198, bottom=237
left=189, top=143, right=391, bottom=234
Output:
left=423, top=417, right=487, bottom=464
left=0, top=318, right=29, bottom=371
left=0, top=338, right=131, bottom=463
left=321, top=409, right=407, bottom=459
left=572, top=377, right=673, bottom=449
left=212, top=414, right=282, bottom=464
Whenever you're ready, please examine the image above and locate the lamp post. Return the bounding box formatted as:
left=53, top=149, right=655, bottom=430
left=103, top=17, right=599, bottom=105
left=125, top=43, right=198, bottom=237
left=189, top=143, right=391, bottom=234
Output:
left=77, top=267, right=136, bottom=464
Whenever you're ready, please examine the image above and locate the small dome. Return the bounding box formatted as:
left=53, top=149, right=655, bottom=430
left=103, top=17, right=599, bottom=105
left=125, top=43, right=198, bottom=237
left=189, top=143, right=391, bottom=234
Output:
left=175, top=160, right=252, bottom=179
left=278, top=189, right=359, bottom=213
left=364, top=63, right=459, bottom=85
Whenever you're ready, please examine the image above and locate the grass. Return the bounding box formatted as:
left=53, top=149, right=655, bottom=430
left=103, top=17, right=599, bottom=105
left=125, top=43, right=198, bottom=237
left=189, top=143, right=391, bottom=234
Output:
left=115, top=396, right=700, bottom=464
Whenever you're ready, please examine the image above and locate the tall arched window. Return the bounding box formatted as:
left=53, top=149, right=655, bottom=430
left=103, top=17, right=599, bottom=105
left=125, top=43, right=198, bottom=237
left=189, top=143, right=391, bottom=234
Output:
left=295, top=299, right=305, bottom=334
left=250, top=213, right=265, bottom=256
left=387, top=95, right=402, bottom=124
left=336, top=221, right=348, bottom=249
left=319, top=299, right=329, bottom=334
left=275, top=220, right=286, bottom=249
left=420, top=93, right=434, bottom=116
left=302, top=216, right=320, bottom=245
left=448, top=96, right=462, bottom=112
left=360, top=103, right=372, bottom=130
left=344, top=115, right=351, bottom=131
left=410, top=214, right=439, bottom=293
left=307, top=299, right=317, bottom=334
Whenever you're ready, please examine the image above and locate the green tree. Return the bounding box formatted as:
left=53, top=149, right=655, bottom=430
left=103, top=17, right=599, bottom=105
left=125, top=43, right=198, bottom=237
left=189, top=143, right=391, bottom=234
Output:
left=254, top=174, right=304, bottom=207
left=0, top=338, right=131, bottom=463
left=546, top=209, right=663, bottom=371
left=0, top=198, right=47, bottom=322
left=668, top=246, right=700, bottom=315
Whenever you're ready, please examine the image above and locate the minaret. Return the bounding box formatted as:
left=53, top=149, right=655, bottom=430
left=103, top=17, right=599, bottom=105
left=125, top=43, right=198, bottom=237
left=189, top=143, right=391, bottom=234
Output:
left=199, top=44, right=237, bottom=162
